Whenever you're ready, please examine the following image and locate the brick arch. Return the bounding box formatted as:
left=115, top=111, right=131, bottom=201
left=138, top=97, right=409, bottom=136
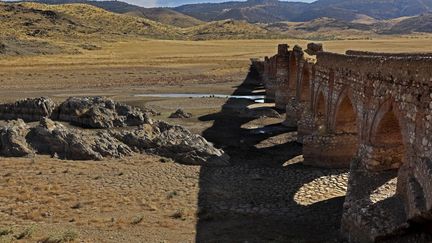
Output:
left=313, top=88, right=327, bottom=130
left=369, top=99, right=408, bottom=170
left=333, top=88, right=359, bottom=135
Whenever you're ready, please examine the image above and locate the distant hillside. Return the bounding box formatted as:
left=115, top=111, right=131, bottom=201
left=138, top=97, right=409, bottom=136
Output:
left=125, top=7, right=204, bottom=28
left=385, top=13, right=432, bottom=34
left=188, top=19, right=270, bottom=40
left=0, top=2, right=290, bottom=55
left=1, top=2, right=183, bottom=38
left=311, top=0, right=432, bottom=20
left=29, top=0, right=204, bottom=27
left=174, top=0, right=432, bottom=23
left=174, top=0, right=307, bottom=23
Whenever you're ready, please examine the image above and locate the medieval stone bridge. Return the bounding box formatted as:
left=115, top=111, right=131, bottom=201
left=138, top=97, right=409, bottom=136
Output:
left=253, top=44, right=432, bottom=242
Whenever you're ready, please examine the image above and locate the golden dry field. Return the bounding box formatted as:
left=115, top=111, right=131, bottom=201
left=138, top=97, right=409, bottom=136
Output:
left=1, top=37, right=432, bottom=100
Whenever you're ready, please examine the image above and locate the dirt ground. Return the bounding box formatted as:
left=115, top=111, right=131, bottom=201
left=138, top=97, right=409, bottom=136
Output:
left=0, top=38, right=430, bottom=242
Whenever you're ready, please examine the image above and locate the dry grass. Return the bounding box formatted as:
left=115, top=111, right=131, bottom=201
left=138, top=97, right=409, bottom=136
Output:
left=0, top=37, right=432, bottom=98
left=0, top=155, right=200, bottom=242
left=0, top=2, right=182, bottom=40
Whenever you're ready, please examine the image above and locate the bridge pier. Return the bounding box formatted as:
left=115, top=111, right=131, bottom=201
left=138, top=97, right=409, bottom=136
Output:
left=296, top=102, right=314, bottom=143
left=282, top=97, right=300, bottom=127
left=303, top=132, right=358, bottom=168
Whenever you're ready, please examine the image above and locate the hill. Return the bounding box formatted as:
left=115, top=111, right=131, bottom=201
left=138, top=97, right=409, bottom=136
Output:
left=311, top=0, right=432, bottom=20
left=174, top=0, right=307, bottom=23
left=0, top=2, right=184, bottom=55
left=0, top=2, right=288, bottom=56
left=30, top=0, right=205, bottom=27
left=384, top=13, right=432, bottom=34
left=125, top=7, right=204, bottom=28
left=187, top=19, right=270, bottom=40
left=0, top=2, right=183, bottom=39
left=174, top=0, right=432, bottom=23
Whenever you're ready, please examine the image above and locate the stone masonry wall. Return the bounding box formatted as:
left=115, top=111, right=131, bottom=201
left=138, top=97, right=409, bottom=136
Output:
left=258, top=45, right=432, bottom=242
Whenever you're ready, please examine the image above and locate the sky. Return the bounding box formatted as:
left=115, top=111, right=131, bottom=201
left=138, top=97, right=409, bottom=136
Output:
left=135, top=0, right=315, bottom=8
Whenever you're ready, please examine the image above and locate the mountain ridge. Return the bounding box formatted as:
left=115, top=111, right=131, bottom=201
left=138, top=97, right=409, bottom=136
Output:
left=173, top=0, right=432, bottom=23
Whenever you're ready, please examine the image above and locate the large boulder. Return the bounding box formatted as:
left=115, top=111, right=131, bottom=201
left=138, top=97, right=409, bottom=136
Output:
left=26, top=118, right=133, bottom=160
left=55, top=97, right=151, bottom=128
left=0, top=97, right=56, bottom=121
left=114, top=121, right=230, bottom=166
left=0, top=119, right=33, bottom=157
left=169, top=109, right=192, bottom=118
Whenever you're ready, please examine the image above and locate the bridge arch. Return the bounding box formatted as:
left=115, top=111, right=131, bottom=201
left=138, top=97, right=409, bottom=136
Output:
left=333, top=89, right=358, bottom=135
left=369, top=99, right=407, bottom=170
left=313, top=88, right=327, bottom=131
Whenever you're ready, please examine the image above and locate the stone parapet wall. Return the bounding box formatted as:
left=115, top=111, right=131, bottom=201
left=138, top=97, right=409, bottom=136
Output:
left=346, top=50, right=432, bottom=57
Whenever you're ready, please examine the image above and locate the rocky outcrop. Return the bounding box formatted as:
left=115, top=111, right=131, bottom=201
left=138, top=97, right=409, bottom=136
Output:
left=26, top=118, right=133, bottom=160
left=0, top=96, right=229, bottom=166
left=169, top=109, right=192, bottom=118
left=0, top=119, right=33, bottom=157
left=55, top=97, right=151, bottom=128
left=113, top=121, right=229, bottom=166
left=0, top=97, right=56, bottom=122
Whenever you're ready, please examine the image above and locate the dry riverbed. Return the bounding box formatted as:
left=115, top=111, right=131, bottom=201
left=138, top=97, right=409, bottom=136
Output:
left=4, top=38, right=428, bottom=242
left=0, top=81, right=349, bottom=243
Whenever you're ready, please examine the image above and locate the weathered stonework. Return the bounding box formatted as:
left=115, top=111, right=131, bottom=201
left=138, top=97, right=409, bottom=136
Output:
left=256, top=45, right=432, bottom=242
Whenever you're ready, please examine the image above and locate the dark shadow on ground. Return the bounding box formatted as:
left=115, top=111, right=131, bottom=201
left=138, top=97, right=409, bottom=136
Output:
left=196, top=66, right=348, bottom=242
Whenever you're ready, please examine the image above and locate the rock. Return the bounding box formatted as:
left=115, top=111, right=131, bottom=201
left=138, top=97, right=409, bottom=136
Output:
left=141, top=106, right=161, bottom=116
left=26, top=118, right=133, bottom=160
left=0, top=97, right=229, bottom=166
left=0, top=119, right=33, bottom=157
left=169, top=109, right=192, bottom=119
left=238, top=107, right=281, bottom=118
left=55, top=97, right=151, bottom=128
left=305, top=43, right=323, bottom=56
left=0, top=97, right=56, bottom=121
left=114, top=121, right=230, bottom=166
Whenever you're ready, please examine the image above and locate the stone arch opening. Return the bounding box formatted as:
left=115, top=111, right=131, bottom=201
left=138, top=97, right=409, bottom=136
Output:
left=335, top=94, right=357, bottom=134
left=370, top=103, right=406, bottom=170
left=315, top=90, right=326, bottom=130
left=332, top=93, right=359, bottom=165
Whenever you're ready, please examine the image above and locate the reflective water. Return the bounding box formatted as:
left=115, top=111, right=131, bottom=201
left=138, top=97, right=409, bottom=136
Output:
left=134, top=93, right=265, bottom=103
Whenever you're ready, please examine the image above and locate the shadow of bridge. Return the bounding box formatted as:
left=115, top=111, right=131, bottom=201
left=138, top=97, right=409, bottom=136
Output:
left=195, top=66, right=349, bottom=242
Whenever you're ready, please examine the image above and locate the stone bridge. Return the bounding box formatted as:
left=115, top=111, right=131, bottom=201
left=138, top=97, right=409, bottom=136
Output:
left=254, top=44, right=432, bottom=242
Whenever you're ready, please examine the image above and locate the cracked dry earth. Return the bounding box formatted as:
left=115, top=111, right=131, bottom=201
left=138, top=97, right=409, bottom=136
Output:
left=1, top=94, right=349, bottom=243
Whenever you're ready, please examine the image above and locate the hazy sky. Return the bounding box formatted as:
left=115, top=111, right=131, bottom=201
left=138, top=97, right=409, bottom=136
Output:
left=136, top=0, right=315, bottom=8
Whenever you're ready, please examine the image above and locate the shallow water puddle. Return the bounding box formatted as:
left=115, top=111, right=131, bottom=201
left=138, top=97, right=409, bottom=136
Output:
left=134, top=93, right=265, bottom=103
